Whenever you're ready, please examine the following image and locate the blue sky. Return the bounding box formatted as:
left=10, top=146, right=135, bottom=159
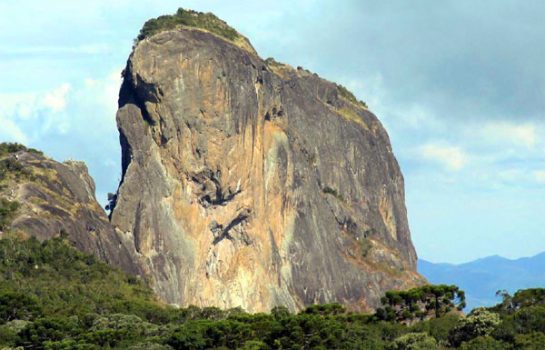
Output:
left=0, top=1, right=543, bottom=263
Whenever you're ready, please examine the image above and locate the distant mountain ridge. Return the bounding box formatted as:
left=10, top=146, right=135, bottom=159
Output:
left=419, top=252, right=545, bottom=310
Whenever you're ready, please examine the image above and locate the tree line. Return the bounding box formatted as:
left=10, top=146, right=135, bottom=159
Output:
left=0, top=235, right=544, bottom=349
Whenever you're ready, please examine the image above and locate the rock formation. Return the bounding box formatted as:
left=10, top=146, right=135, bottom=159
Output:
left=110, top=10, right=423, bottom=312
left=0, top=145, right=140, bottom=275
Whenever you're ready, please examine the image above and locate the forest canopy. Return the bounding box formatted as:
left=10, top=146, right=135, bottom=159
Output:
left=0, top=235, right=544, bottom=349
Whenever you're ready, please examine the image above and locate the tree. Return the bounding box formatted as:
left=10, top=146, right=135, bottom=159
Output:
left=459, top=336, right=510, bottom=350
left=376, top=285, right=465, bottom=323
left=448, top=308, right=501, bottom=347
left=0, top=291, right=41, bottom=323
left=388, top=332, right=439, bottom=350
left=105, top=192, right=117, bottom=213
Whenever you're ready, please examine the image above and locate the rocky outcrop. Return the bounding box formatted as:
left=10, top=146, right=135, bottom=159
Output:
left=110, top=16, right=423, bottom=312
left=0, top=147, right=141, bottom=275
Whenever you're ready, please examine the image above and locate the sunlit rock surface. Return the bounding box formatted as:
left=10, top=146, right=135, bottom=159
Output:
left=110, top=26, right=423, bottom=312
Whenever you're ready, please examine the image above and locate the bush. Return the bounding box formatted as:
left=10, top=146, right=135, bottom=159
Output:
left=0, top=142, right=42, bottom=157
left=449, top=308, right=501, bottom=347
left=388, top=332, right=438, bottom=350
left=0, top=291, right=41, bottom=324
left=137, top=8, right=240, bottom=43
left=0, top=198, right=19, bottom=230
left=336, top=84, right=368, bottom=108
left=459, top=336, right=510, bottom=350
left=513, top=332, right=545, bottom=350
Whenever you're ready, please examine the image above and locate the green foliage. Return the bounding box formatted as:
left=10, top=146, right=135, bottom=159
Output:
left=512, top=289, right=545, bottom=308
left=0, top=319, right=28, bottom=346
left=336, top=84, right=368, bottom=108
left=0, top=142, right=42, bottom=157
left=0, top=158, right=32, bottom=184
left=359, top=238, right=373, bottom=257
left=388, top=332, right=439, bottom=350
left=458, top=336, right=509, bottom=350
left=0, top=291, right=41, bottom=323
left=137, top=8, right=241, bottom=43
left=0, top=198, right=19, bottom=230
left=322, top=186, right=344, bottom=201
left=513, top=331, right=545, bottom=349
left=410, top=313, right=461, bottom=343
left=0, top=236, right=544, bottom=349
left=377, top=285, right=466, bottom=323
left=0, top=236, right=163, bottom=320
left=0, top=143, right=36, bottom=186
left=303, top=303, right=346, bottom=316
left=448, top=308, right=501, bottom=347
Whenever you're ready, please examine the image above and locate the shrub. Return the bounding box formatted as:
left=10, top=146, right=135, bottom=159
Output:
left=448, top=308, right=501, bottom=347
left=336, top=84, right=368, bottom=108
left=322, top=186, right=344, bottom=201
left=0, top=291, right=41, bottom=324
left=0, top=198, right=19, bottom=230
left=137, top=8, right=241, bottom=43
left=388, top=332, right=438, bottom=350
left=459, top=336, right=510, bottom=350
left=0, top=142, right=42, bottom=157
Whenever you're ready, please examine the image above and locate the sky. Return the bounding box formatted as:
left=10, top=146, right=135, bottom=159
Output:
left=0, top=0, right=543, bottom=264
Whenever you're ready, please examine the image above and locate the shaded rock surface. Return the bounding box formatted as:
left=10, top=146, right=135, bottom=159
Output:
left=0, top=149, right=141, bottom=275
left=111, top=25, right=423, bottom=312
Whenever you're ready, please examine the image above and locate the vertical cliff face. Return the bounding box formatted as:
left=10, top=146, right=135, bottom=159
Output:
left=111, top=24, right=423, bottom=312
left=0, top=147, right=141, bottom=275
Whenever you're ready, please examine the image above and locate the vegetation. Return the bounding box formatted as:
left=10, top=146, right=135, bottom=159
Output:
left=322, top=186, right=344, bottom=201
left=336, top=107, right=370, bottom=130
left=377, top=285, right=466, bottom=323
left=137, top=8, right=241, bottom=43
left=336, top=84, right=368, bottom=109
left=0, top=142, right=41, bottom=230
left=0, top=143, right=42, bottom=157
left=0, top=198, right=19, bottom=230
left=0, top=235, right=544, bottom=348
left=359, top=237, right=373, bottom=257
left=0, top=142, right=37, bottom=185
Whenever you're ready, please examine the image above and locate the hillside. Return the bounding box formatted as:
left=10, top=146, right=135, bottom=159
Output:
left=0, top=143, right=140, bottom=275
left=419, top=253, right=545, bottom=310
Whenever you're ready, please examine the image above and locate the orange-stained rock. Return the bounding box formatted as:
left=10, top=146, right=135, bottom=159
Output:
left=110, top=26, right=424, bottom=312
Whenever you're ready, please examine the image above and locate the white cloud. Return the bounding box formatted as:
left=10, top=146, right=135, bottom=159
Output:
left=80, top=69, right=122, bottom=116
left=419, top=143, right=468, bottom=171
left=0, top=119, right=28, bottom=143
left=481, top=121, right=537, bottom=148
left=534, top=171, right=545, bottom=184
left=0, top=71, right=120, bottom=144
left=0, top=83, right=73, bottom=141
left=42, top=83, right=71, bottom=113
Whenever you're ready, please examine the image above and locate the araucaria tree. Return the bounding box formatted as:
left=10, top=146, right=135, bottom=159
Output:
left=376, top=285, right=466, bottom=323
